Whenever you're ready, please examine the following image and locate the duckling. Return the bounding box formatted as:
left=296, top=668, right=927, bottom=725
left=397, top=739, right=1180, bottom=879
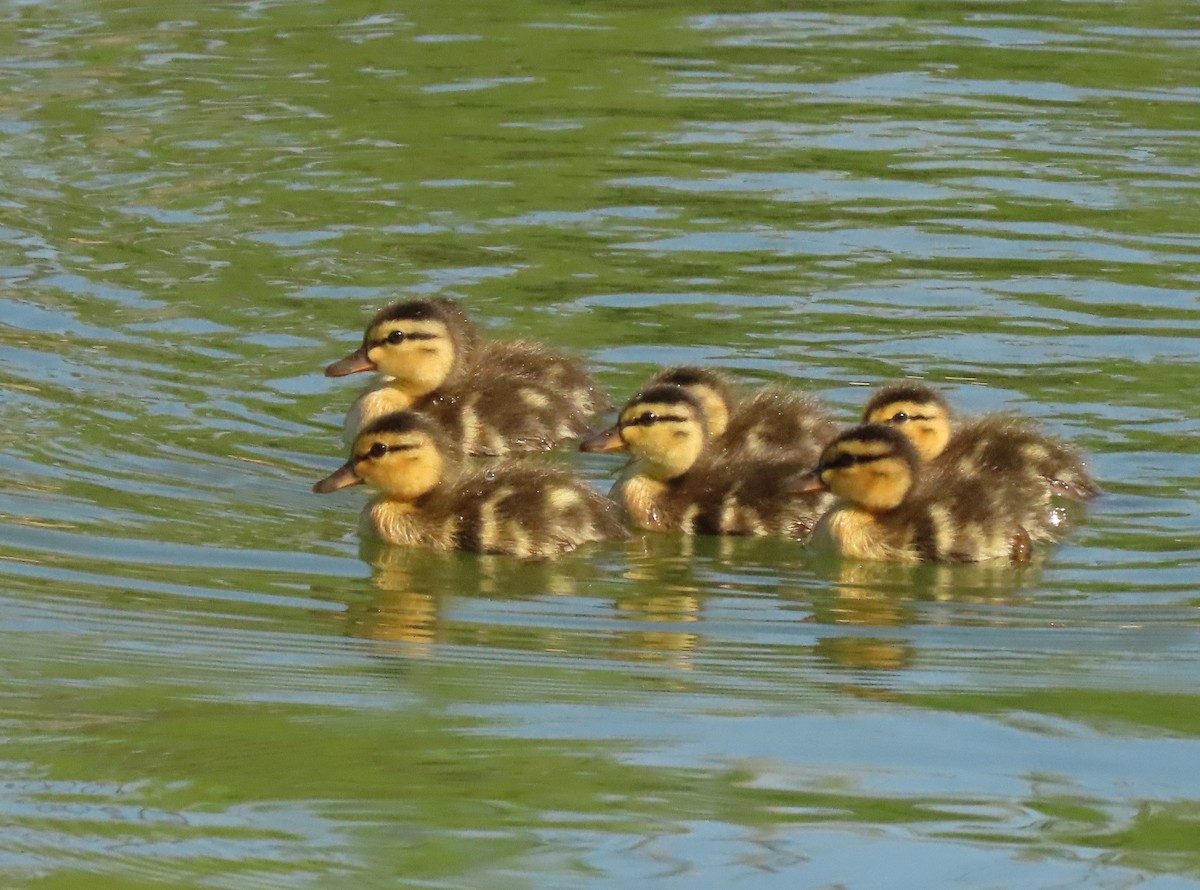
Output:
left=797, top=424, right=1041, bottom=563
left=314, top=411, right=624, bottom=558
left=863, top=383, right=1099, bottom=499
left=580, top=383, right=832, bottom=537
left=645, top=366, right=838, bottom=464
left=326, top=298, right=606, bottom=455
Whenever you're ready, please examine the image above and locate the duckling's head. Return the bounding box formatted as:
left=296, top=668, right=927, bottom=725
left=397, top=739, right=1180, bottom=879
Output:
left=314, top=410, right=450, bottom=502
left=325, top=299, right=477, bottom=399
left=646, top=366, right=734, bottom=439
left=806, top=424, right=919, bottom=513
left=862, top=383, right=952, bottom=461
left=580, top=384, right=709, bottom=481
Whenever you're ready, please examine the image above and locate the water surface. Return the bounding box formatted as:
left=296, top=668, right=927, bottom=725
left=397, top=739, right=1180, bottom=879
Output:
left=2, top=0, right=1199, bottom=887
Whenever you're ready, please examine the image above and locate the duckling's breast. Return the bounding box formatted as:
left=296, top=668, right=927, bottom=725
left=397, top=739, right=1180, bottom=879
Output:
left=617, top=475, right=671, bottom=531
left=364, top=499, right=452, bottom=549
left=811, top=507, right=921, bottom=563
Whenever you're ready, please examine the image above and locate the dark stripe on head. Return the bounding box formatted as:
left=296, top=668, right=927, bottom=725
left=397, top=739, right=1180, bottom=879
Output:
left=820, top=423, right=918, bottom=472
left=365, top=298, right=477, bottom=346
left=626, top=383, right=703, bottom=412
left=359, top=410, right=441, bottom=439
left=648, top=366, right=732, bottom=393
left=862, top=382, right=948, bottom=420
left=371, top=298, right=462, bottom=324
left=356, top=411, right=456, bottom=460
left=622, top=412, right=691, bottom=428
left=619, top=383, right=705, bottom=431
left=365, top=330, right=441, bottom=350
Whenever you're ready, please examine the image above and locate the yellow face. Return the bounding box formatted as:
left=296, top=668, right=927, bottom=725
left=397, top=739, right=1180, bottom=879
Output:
left=356, top=427, right=444, bottom=501
left=315, top=427, right=445, bottom=502
left=864, top=398, right=951, bottom=461
left=817, top=433, right=914, bottom=513
left=617, top=398, right=707, bottom=481
left=363, top=318, right=457, bottom=398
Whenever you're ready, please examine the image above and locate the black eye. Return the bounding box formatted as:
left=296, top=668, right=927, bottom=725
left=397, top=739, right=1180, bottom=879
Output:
left=890, top=411, right=908, bottom=423
left=368, top=442, right=389, bottom=458
left=386, top=330, right=405, bottom=345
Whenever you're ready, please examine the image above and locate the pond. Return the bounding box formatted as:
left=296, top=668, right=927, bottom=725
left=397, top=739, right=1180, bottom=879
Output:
left=1, top=0, right=1199, bottom=887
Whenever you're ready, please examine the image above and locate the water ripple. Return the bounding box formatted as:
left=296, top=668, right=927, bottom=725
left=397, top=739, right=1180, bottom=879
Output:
left=1, top=0, right=1198, bottom=886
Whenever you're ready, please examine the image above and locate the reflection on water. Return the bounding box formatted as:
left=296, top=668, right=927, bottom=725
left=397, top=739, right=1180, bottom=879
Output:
left=2, top=0, right=1199, bottom=886
left=809, top=558, right=1047, bottom=676
left=344, top=538, right=707, bottom=669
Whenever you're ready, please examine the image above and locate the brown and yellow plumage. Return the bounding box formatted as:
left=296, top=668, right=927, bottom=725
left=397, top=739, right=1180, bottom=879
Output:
left=863, top=383, right=1099, bottom=496
left=314, top=411, right=624, bottom=558
left=645, top=366, right=838, bottom=464
left=326, top=298, right=607, bottom=455
left=859, top=379, right=1099, bottom=539
left=581, top=384, right=832, bottom=538
left=799, top=424, right=1045, bottom=563
left=862, top=382, right=1099, bottom=540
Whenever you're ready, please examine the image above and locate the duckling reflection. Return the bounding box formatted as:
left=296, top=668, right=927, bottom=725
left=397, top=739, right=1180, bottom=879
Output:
left=614, top=594, right=701, bottom=670
left=611, top=533, right=817, bottom=669
left=815, top=636, right=914, bottom=675
left=332, top=543, right=451, bottom=654
left=327, top=298, right=607, bottom=454
left=342, top=587, right=441, bottom=654
left=338, top=537, right=612, bottom=654
left=614, top=535, right=708, bottom=669
left=806, top=555, right=1042, bottom=676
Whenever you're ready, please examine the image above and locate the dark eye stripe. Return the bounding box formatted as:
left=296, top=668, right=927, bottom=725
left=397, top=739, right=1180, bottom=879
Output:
left=887, top=413, right=932, bottom=423
left=621, top=412, right=690, bottom=429
left=821, top=450, right=890, bottom=471
left=366, top=331, right=439, bottom=349
left=353, top=442, right=419, bottom=463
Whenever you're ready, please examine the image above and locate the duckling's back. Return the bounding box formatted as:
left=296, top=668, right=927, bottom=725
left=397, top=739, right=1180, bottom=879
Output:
left=333, top=299, right=607, bottom=455
left=440, top=462, right=625, bottom=558
left=898, top=462, right=1046, bottom=562
left=942, top=415, right=1099, bottom=499
left=418, top=373, right=588, bottom=458
left=720, top=385, right=839, bottom=463
left=482, top=340, right=609, bottom=416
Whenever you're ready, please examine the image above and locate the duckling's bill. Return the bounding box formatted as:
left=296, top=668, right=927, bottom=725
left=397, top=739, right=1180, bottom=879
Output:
left=579, top=426, right=626, bottom=453
left=788, top=472, right=829, bottom=495
left=313, top=462, right=363, bottom=493
left=325, top=347, right=376, bottom=377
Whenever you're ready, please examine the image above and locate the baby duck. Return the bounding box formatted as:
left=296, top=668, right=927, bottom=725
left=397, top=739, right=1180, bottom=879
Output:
left=326, top=298, right=606, bottom=455
left=645, top=366, right=838, bottom=464
left=580, top=383, right=832, bottom=537
left=314, top=411, right=624, bottom=558
left=863, top=383, right=1099, bottom=500
left=798, top=424, right=1041, bottom=563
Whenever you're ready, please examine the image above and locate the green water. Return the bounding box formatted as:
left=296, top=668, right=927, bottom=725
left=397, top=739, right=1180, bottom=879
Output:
left=2, top=0, right=1199, bottom=887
